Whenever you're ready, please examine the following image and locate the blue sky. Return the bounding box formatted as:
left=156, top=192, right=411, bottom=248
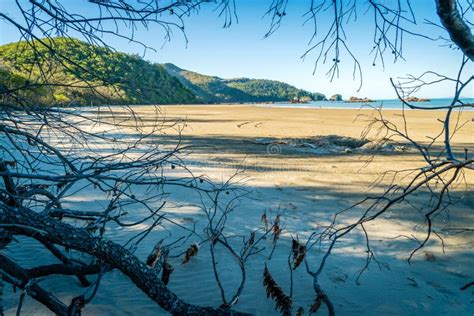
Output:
left=1, top=0, right=472, bottom=99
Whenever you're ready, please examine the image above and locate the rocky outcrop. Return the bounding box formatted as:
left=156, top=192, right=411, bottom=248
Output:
left=289, top=96, right=312, bottom=103
left=403, top=96, right=431, bottom=102
left=346, top=96, right=375, bottom=103
left=329, top=94, right=343, bottom=101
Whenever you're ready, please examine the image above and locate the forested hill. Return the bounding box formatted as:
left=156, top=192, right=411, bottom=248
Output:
left=0, top=38, right=197, bottom=106
left=162, top=63, right=326, bottom=103
left=0, top=38, right=325, bottom=106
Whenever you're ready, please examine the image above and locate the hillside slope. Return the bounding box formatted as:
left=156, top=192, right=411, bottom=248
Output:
left=0, top=38, right=326, bottom=106
left=162, top=63, right=326, bottom=103
left=0, top=38, right=197, bottom=106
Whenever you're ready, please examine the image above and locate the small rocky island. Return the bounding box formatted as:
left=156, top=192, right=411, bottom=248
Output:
left=329, top=94, right=343, bottom=101
left=289, top=96, right=312, bottom=103
left=346, top=96, right=375, bottom=103
left=403, top=96, right=431, bottom=102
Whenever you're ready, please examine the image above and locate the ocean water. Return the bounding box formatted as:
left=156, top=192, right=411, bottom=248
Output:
left=259, top=98, right=474, bottom=110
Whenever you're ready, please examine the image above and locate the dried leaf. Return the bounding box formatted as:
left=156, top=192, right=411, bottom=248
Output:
left=262, top=210, right=268, bottom=230
left=272, top=214, right=283, bottom=243
left=290, top=237, right=306, bottom=270
left=263, top=265, right=292, bottom=315
left=273, top=224, right=281, bottom=243
left=161, top=260, right=174, bottom=285
left=146, top=240, right=163, bottom=268
left=247, top=231, right=256, bottom=247
left=182, top=243, right=199, bottom=264
left=293, top=245, right=305, bottom=270
left=296, top=307, right=304, bottom=316
left=309, top=294, right=323, bottom=314
left=291, top=238, right=299, bottom=259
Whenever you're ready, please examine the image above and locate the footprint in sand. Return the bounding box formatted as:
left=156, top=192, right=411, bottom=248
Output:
left=406, top=277, right=418, bottom=287
left=428, top=281, right=454, bottom=295
left=330, top=271, right=348, bottom=283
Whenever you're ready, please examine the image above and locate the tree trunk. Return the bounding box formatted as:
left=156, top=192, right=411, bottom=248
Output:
left=436, top=0, right=474, bottom=60
left=0, top=204, right=248, bottom=316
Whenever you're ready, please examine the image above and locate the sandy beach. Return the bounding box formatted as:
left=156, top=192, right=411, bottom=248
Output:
left=3, top=105, right=473, bottom=315
left=151, top=104, right=474, bottom=191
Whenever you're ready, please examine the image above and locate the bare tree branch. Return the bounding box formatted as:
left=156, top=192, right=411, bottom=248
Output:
left=436, top=0, right=474, bottom=59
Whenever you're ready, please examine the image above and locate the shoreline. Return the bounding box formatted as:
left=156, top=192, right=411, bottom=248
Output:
left=76, top=103, right=474, bottom=113
left=48, top=96, right=474, bottom=111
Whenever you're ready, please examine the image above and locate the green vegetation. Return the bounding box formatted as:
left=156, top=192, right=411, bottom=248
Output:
left=0, top=38, right=325, bottom=106
left=0, top=66, right=49, bottom=105
left=0, top=37, right=197, bottom=106
left=162, top=63, right=326, bottom=103
left=225, top=78, right=325, bottom=102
